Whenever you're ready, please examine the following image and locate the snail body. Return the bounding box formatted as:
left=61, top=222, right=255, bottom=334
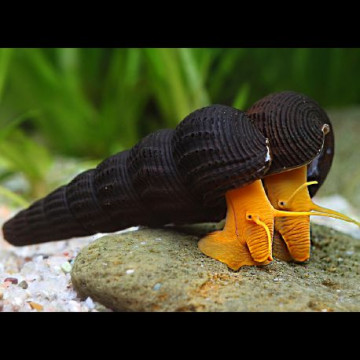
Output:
left=3, top=91, right=358, bottom=270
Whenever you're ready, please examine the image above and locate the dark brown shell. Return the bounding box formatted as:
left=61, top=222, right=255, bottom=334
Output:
left=2, top=97, right=332, bottom=247
left=126, top=128, right=222, bottom=224
left=246, top=91, right=332, bottom=180
left=5, top=105, right=271, bottom=246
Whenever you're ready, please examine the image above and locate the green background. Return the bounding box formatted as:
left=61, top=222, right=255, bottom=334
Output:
left=0, top=48, right=359, bottom=202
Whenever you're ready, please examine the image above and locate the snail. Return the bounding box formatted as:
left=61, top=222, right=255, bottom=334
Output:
left=2, top=91, right=359, bottom=270
left=246, top=92, right=359, bottom=264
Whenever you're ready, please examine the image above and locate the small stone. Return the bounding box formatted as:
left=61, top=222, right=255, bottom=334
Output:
left=18, top=280, right=28, bottom=289
left=328, top=267, right=337, bottom=273
left=84, top=297, right=95, bottom=309
left=28, top=301, right=43, bottom=311
left=126, top=269, right=135, bottom=275
left=153, top=283, right=162, bottom=291
left=61, top=262, right=72, bottom=273
left=4, top=277, right=18, bottom=285
left=53, top=265, right=61, bottom=273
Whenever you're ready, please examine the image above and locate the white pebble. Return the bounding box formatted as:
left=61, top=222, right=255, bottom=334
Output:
left=68, top=300, right=82, bottom=312
left=53, top=265, right=61, bottom=273
left=85, top=297, right=95, bottom=309
left=153, top=283, right=162, bottom=291
left=126, top=269, right=135, bottom=274
left=61, top=262, right=72, bottom=273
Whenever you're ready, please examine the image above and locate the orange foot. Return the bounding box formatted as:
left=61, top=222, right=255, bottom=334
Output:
left=198, top=180, right=317, bottom=270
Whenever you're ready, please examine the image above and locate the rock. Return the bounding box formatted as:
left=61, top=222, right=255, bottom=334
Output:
left=28, top=301, right=44, bottom=311
left=4, top=277, right=18, bottom=285
left=18, top=280, right=28, bottom=289
left=71, top=224, right=360, bottom=311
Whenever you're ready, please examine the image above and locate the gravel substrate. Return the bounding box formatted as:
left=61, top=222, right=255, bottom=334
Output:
left=0, top=205, right=101, bottom=311
left=1, top=194, right=359, bottom=312
left=0, top=204, right=139, bottom=312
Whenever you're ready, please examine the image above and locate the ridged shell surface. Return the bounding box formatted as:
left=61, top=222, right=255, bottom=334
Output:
left=2, top=97, right=333, bottom=247
left=246, top=91, right=331, bottom=177
left=4, top=105, right=272, bottom=245
left=133, top=129, right=224, bottom=223
left=172, top=105, right=271, bottom=206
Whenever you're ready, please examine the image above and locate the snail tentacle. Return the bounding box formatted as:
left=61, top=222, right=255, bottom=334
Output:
left=278, top=180, right=318, bottom=208
left=246, top=213, right=273, bottom=261
left=279, top=178, right=360, bottom=227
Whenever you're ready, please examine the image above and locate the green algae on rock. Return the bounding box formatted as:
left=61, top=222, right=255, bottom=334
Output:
left=71, top=224, right=360, bottom=312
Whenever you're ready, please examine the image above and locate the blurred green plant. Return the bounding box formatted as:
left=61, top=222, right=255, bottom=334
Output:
left=0, top=48, right=360, bottom=201
left=0, top=110, right=52, bottom=201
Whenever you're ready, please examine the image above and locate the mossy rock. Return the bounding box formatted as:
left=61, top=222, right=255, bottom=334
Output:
left=71, top=224, right=360, bottom=311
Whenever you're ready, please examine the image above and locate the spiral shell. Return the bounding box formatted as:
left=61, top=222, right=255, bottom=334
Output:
left=2, top=94, right=332, bottom=246
left=246, top=91, right=332, bottom=179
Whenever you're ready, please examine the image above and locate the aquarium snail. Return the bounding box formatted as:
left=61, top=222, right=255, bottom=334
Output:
left=3, top=91, right=359, bottom=270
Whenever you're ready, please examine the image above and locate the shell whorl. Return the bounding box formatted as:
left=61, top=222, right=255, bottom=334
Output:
left=172, top=105, right=271, bottom=206
left=246, top=91, right=332, bottom=177
left=126, top=128, right=222, bottom=224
